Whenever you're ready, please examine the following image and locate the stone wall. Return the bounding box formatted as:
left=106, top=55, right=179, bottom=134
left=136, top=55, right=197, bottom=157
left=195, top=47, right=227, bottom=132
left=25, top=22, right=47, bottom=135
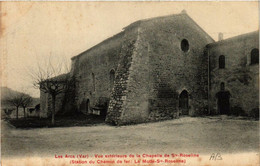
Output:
left=39, top=12, right=258, bottom=124
left=118, top=26, right=151, bottom=124
left=40, top=90, right=48, bottom=118
left=142, top=14, right=213, bottom=120
left=71, top=32, right=124, bottom=115
left=39, top=74, right=74, bottom=118
left=208, top=31, right=259, bottom=116
left=39, top=90, right=65, bottom=118
left=107, top=13, right=214, bottom=125
left=105, top=25, right=140, bottom=125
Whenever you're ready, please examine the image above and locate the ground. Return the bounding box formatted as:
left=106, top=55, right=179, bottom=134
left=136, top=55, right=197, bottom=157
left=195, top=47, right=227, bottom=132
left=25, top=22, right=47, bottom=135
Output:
left=6, top=114, right=105, bottom=128
left=1, top=116, right=259, bottom=159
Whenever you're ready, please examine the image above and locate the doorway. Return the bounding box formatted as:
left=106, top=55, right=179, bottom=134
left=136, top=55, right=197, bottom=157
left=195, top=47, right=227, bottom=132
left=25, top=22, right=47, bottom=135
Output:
left=86, top=99, right=90, bottom=114
left=216, top=83, right=231, bottom=115
left=179, top=90, right=189, bottom=115
left=217, top=91, right=230, bottom=114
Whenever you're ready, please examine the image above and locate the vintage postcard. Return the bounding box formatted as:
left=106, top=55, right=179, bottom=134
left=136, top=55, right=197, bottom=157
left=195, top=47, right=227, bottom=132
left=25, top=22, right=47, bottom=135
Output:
left=0, top=1, right=259, bottom=166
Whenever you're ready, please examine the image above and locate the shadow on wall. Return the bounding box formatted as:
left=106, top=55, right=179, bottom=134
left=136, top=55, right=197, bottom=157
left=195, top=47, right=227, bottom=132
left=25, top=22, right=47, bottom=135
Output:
left=148, top=84, right=179, bottom=121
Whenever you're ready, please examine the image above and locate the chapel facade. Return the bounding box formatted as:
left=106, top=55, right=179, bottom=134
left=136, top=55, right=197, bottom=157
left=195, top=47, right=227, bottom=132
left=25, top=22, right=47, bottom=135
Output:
left=40, top=11, right=259, bottom=125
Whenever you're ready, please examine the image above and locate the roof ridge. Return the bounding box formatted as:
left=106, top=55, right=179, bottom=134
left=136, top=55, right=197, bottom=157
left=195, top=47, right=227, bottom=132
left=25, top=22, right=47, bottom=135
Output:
left=123, top=12, right=185, bottom=30
left=207, top=30, right=259, bottom=47
left=124, top=11, right=215, bottom=42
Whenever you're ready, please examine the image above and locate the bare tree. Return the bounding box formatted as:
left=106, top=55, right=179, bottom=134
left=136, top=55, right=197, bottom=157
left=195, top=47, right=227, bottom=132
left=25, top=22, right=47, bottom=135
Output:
left=6, top=93, right=25, bottom=119
left=29, top=56, right=74, bottom=125
left=21, top=95, right=33, bottom=118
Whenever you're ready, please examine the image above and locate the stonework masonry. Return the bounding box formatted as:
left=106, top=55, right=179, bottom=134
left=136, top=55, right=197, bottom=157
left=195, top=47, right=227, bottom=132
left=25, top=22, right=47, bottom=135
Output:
left=208, top=31, right=259, bottom=116
left=40, top=12, right=259, bottom=124
left=71, top=31, right=124, bottom=116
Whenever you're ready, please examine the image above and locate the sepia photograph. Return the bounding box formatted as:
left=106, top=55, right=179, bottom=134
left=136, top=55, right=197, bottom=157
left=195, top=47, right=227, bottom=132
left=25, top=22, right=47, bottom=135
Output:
left=0, top=1, right=259, bottom=166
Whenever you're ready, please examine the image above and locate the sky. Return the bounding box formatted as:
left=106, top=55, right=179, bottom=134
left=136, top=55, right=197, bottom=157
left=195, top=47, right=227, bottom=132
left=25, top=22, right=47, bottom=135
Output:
left=0, top=1, right=259, bottom=97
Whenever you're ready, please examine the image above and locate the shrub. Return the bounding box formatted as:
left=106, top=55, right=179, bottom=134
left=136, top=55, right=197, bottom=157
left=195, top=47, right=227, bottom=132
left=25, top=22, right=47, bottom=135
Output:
left=230, top=106, right=245, bottom=116
left=209, top=108, right=217, bottom=115
left=249, top=108, right=259, bottom=119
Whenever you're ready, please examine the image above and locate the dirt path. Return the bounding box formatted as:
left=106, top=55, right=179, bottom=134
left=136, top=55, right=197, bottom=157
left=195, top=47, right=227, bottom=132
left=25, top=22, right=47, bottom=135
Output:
left=1, top=117, right=259, bottom=158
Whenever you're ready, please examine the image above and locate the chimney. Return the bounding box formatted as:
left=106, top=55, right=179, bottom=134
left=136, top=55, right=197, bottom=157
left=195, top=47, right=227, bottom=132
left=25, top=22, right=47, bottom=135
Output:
left=218, top=32, right=223, bottom=41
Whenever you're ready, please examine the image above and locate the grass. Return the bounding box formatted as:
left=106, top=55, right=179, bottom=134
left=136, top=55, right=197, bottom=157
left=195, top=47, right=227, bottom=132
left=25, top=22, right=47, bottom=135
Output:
left=7, top=114, right=106, bottom=128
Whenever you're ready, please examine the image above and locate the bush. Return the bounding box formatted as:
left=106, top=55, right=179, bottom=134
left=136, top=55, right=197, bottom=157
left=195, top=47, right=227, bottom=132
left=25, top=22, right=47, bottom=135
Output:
left=249, top=108, right=259, bottom=119
left=202, top=107, right=209, bottom=115
left=209, top=108, right=218, bottom=115
left=230, top=106, right=246, bottom=116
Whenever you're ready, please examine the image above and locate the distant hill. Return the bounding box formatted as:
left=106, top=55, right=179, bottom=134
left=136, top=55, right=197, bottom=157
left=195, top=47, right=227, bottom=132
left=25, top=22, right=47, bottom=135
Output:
left=1, top=87, right=23, bottom=99
left=1, top=87, right=40, bottom=108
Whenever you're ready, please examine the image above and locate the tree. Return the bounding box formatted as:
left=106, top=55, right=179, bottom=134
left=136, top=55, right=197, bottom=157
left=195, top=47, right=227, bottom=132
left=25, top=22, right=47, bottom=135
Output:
left=29, top=58, right=74, bottom=125
left=6, top=93, right=24, bottom=119
left=20, top=95, right=33, bottom=118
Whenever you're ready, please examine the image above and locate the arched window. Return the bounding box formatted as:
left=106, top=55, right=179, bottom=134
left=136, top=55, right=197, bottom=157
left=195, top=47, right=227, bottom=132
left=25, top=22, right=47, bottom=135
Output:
left=92, top=73, right=95, bottom=92
left=181, top=39, right=189, bottom=52
left=220, top=82, right=225, bottom=91
left=109, top=69, right=115, bottom=90
left=251, top=48, right=259, bottom=65
left=219, top=55, right=225, bottom=69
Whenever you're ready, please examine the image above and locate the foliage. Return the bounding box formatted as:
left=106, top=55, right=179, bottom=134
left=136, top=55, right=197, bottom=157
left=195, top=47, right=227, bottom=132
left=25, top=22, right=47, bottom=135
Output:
left=21, top=95, right=33, bottom=108
left=29, top=57, right=74, bottom=125
left=230, top=106, right=246, bottom=116
left=6, top=93, right=33, bottom=119
left=6, top=93, right=24, bottom=108
left=249, top=108, right=259, bottom=119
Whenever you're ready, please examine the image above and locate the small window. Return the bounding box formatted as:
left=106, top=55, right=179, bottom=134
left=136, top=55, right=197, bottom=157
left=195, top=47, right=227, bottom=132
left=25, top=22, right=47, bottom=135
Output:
left=251, top=48, right=259, bottom=65
left=181, top=39, right=189, bottom=52
left=219, top=55, right=225, bottom=69
left=109, top=69, right=115, bottom=90
left=92, top=73, right=95, bottom=92
left=220, top=82, right=225, bottom=90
